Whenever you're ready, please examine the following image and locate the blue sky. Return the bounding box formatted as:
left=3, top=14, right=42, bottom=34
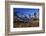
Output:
left=13, top=8, right=39, bottom=18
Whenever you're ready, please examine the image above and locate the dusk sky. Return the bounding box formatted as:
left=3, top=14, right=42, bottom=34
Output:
left=13, top=8, right=39, bottom=18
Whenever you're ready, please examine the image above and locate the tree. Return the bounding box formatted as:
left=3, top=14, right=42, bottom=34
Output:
left=25, top=16, right=27, bottom=20
left=24, top=15, right=29, bottom=22
left=28, top=14, right=32, bottom=22
left=34, top=12, right=37, bottom=18
left=29, top=14, right=31, bottom=19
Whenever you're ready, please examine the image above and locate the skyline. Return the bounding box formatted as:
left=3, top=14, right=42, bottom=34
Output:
left=13, top=8, right=39, bottom=18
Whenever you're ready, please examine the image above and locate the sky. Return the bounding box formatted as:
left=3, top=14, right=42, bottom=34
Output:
left=13, top=8, right=39, bottom=18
